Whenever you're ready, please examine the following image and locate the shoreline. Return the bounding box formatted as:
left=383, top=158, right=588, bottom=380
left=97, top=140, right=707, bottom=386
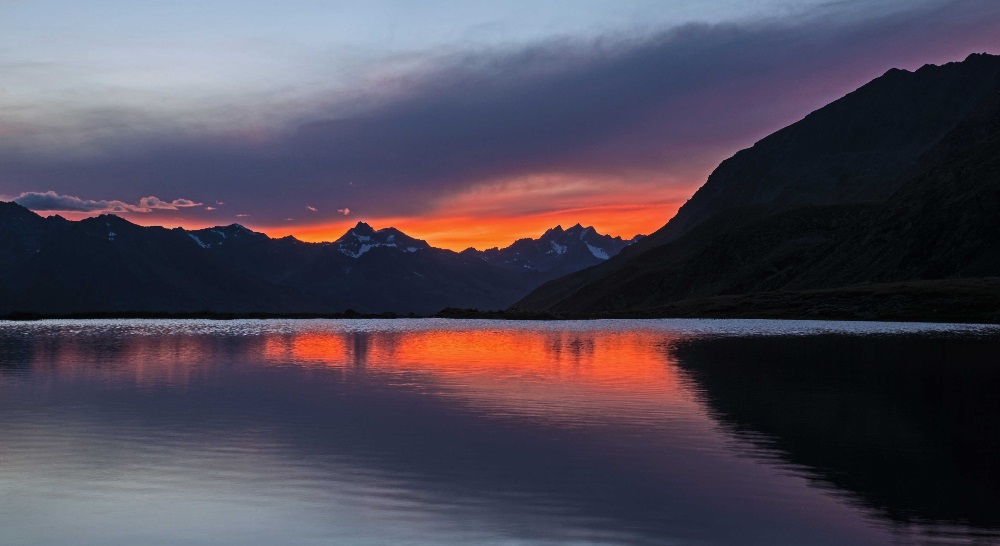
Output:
left=4, top=279, right=998, bottom=324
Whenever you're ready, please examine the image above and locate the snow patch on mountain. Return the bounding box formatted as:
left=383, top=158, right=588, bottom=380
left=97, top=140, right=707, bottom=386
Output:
left=188, top=233, right=210, bottom=249
left=586, top=242, right=609, bottom=260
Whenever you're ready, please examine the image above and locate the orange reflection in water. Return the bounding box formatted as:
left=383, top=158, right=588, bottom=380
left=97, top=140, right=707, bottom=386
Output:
left=12, top=323, right=703, bottom=426
left=264, top=329, right=674, bottom=385
left=262, top=326, right=700, bottom=424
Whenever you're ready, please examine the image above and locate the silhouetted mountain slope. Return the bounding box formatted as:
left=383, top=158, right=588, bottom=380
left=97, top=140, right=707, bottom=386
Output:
left=516, top=53, right=1000, bottom=316
left=1, top=214, right=311, bottom=314
left=0, top=208, right=638, bottom=315
left=657, top=52, right=1000, bottom=245
left=796, top=82, right=1000, bottom=288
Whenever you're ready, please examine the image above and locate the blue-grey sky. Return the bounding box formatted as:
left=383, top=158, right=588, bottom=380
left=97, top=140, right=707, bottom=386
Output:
left=1, top=0, right=998, bottom=248
left=1, top=0, right=841, bottom=144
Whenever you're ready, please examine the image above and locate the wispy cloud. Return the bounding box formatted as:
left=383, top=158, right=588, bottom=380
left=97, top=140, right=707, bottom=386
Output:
left=137, top=196, right=203, bottom=210
left=13, top=191, right=201, bottom=214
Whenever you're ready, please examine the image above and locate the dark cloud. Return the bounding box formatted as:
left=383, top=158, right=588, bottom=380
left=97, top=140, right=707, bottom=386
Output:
left=14, top=191, right=134, bottom=213
left=2, top=0, right=998, bottom=225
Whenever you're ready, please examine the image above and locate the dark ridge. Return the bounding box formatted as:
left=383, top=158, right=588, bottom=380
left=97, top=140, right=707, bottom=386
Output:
left=516, top=53, right=1000, bottom=318
left=0, top=206, right=626, bottom=315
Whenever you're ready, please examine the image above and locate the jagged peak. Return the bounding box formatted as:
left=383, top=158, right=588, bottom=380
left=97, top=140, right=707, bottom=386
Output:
left=333, top=222, right=430, bottom=257
left=964, top=52, right=999, bottom=62
left=0, top=200, right=40, bottom=218
left=200, top=223, right=264, bottom=238
left=375, top=226, right=406, bottom=236
left=85, top=213, right=137, bottom=228
left=541, top=225, right=564, bottom=238
left=538, top=223, right=608, bottom=243
left=879, top=52, right=1000, bottom=80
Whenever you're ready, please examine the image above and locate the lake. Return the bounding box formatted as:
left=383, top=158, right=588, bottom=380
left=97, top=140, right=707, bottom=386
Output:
left=0, top=318, right=997, bottom=545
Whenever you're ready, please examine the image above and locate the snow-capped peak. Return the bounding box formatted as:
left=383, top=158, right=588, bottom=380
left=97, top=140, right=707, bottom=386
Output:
left=334, top=223, right=430, bottom=258
left=477, top=222, right=641, bottom=272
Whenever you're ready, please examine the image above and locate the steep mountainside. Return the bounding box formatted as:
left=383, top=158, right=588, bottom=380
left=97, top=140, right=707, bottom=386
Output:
left=655, top=52, right=1000, bottom=245
left=516, top=53, right=1000, bottom=316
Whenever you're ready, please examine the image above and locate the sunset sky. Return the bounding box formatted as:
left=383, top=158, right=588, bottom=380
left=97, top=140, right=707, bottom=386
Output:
left=2, top=0, right=998, bottom=250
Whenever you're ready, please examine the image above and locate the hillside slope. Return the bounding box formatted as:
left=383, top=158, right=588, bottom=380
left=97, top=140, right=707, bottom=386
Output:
left=516, top=53, right=1000, bottom=315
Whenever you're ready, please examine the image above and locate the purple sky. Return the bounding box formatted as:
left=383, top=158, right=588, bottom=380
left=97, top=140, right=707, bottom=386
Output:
left=2, top=0, right=998, bottom=248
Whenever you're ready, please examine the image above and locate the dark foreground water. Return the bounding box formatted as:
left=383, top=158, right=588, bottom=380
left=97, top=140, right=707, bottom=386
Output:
left=0, top=319, right=998, bottom=545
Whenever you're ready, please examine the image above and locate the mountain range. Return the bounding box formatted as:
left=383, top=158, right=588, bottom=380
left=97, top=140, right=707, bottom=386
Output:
left=0, top=204, right=639, bottom=315
left=5, top=53, right=1000, bottom=321
left=515, top=53, right=1000, bottom=321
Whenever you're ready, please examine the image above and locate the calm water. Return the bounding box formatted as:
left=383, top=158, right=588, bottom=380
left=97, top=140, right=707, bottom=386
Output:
left=0, top=319, right=998, bottom=545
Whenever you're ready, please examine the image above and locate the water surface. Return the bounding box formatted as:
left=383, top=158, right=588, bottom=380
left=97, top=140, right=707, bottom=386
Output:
left=0, top=319, right=997, bottom=545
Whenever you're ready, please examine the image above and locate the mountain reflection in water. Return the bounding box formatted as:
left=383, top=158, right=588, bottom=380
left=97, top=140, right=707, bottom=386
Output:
left=671, top=335, right=1000, bottom=534
left=0, top=319, right=996, bottom=545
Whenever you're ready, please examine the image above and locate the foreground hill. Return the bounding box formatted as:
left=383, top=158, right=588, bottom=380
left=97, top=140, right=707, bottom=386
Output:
left=516, top=53, right=1000, bottom=320
left=0, top=207, right=637, bottom=315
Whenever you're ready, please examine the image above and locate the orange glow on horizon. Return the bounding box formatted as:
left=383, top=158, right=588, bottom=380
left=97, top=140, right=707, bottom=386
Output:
left=30, top=173, right=703, bottom=250
left=38, top=201, right=679, bottom=251
left=267, top=202, right=680, bottom=250
left=265, top=172, right=697, bottom=249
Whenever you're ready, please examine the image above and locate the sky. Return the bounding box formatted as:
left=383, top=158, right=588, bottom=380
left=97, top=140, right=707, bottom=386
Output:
left=1, top=0, right=998, bottom=250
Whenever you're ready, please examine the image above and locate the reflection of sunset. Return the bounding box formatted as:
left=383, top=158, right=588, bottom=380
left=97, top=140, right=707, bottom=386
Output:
left=261, top=327, right=701, bottom=424
left=263, top=329, right=678, bottom=388
left=8, top=321, right=704, bottom=426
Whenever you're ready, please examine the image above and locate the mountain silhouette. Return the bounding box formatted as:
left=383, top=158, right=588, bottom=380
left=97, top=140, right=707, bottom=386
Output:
left=0, top=206, right=637, bottom=315
left=516, top=53, right=1000, bottom=320
left=471, top=223, right=641, bottom=277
